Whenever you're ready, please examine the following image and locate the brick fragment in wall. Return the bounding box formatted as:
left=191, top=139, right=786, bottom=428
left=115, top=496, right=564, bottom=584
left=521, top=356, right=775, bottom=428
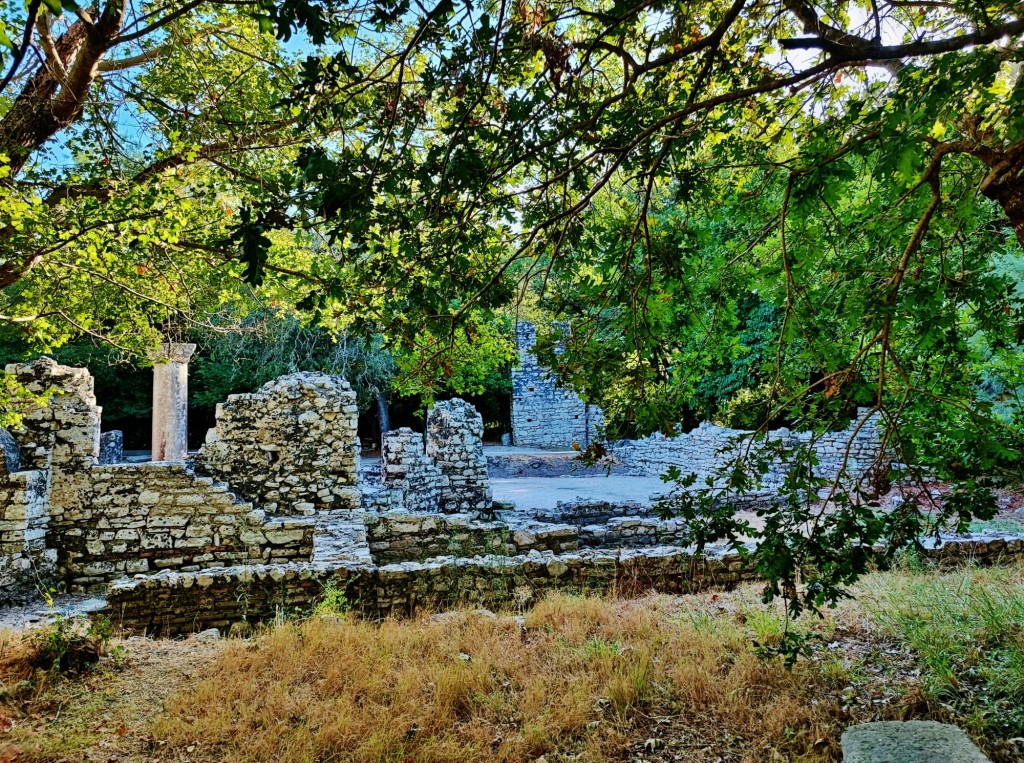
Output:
left=511, top=321, right=603, bottom=449
left=195, top=372, right=361, bottom=515
left=426, top=399, right=492, bottom=513
left=381, top=428, right=442, bottom=513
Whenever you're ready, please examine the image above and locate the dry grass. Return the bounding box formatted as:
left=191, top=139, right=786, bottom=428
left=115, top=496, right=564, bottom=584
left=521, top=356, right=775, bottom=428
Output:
left=152, top=593, right=855, bottom=763
left=12, top=563, right=1013, bottom=763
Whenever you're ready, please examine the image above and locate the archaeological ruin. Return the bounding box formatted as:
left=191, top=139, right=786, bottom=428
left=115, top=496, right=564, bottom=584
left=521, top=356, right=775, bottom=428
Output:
left=2, top=340, right=1022, bottom=634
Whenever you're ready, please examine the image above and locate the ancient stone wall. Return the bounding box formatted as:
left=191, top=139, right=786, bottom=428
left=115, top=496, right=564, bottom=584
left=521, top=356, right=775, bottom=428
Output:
left=55, top=463, right=313, bottom=592
left=511, top=322, right=603, bottom=448
left=364, top=509, right=691, bottom=565
left=0, top=360, right=325, bottom=599
left=381, top=428, right=441, bottom=513
left=196, top=373, right=361, bottom=515
left=104, top=547, right=760, bottom=635
left=0, top=463, right=53, bottom=604
left=7, top=358, right=101, bottom=497
left=611, top=408, right=885, bottom=492
left=426, top=399, right=492, bottom=513
left=103, top=533, right=1024, bottom=636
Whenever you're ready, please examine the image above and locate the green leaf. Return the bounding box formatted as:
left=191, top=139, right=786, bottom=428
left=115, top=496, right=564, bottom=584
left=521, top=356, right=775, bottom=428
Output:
left=40, top=0, right=63, bottom=17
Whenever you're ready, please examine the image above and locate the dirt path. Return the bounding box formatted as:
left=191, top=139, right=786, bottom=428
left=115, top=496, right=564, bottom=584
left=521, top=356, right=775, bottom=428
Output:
left=1, top=635, right=226, bottom=762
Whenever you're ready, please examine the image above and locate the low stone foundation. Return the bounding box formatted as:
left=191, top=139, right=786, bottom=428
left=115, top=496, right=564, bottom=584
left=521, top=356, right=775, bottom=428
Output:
left=104, top=546, right=758, bottom=635
left=486, top=451, right=626, bottom=478
left=363, top=506, right=693, bottom=566
left=103, top=533, right=1024, bottom=636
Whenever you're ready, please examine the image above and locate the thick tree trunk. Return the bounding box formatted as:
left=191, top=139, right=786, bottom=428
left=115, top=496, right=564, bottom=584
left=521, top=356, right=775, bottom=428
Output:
left=980, top=142, right=1024, bottom=250
left=0, top=1, right=125, bottom=177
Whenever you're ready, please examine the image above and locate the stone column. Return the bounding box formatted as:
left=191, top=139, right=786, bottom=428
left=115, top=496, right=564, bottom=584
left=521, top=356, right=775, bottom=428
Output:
left=151, top=343, right=196, bottom=462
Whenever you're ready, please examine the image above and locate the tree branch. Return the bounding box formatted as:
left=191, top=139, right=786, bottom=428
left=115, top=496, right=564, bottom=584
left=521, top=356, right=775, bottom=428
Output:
left=779, top=17, right=1024, bottom=62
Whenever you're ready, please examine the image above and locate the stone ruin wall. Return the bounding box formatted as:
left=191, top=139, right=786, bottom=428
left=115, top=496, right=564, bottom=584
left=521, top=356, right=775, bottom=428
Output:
left=426, top=399, right=492, bottom=513
left=512, top=321, right=603, bottom=449
left=0, top=357, right=506, bottom=602
left=609, top=408, right=885, bottom=494
left=0, top=360, right=350, bottom=600
left=52, top=463, right=313, bottom=591
left=363, top=508, right=690, bottom=566
left=195, top=373, right=361, bottom=516
left=381, top=428, right=442, bottom=513
left=0, top=440, right=52, bottom=603
left=105, top=533, right=1024, bottom=636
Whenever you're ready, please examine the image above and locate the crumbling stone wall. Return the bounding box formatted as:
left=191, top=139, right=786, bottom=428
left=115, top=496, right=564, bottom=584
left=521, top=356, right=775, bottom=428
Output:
left=0, top=434, right=53, bottom=604
left=365, top=509, right=691, bottom=565
left=7, top=358, right=101, bottom=505
left=381, top=428, right=441, bottom=513
left=511, top=322, right=603, bottom=448
left=104, top=532, right=1024, bottom=636
left=611, top=408, right=885, bottom=492
left=0, top=360, right=323, bottom=599
left=426, top=399, right=492, bottom=513
left=57, top=463, right=313, bottom=592
left=197, top=373, right=360, bottom=515
left=5, top=358, right=101, bottom=581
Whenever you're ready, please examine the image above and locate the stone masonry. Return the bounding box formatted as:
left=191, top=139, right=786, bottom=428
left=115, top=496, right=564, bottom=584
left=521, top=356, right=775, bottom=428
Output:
left=426, top=399, right=492, bottom=513
left=55, top=463, right=312, bottom=591
left=610, top=408, right=885, bottom=492
left=512, top=321, right=603, bottom=448
left=103, top=532, right=1024, bottom=636
left=0, top=359, right=319, bottom=597
left=381, top=428, right=442, bottom=513
left=196, top=373, right=361, bottom=515
left=0, top=427, right=53, bottom=605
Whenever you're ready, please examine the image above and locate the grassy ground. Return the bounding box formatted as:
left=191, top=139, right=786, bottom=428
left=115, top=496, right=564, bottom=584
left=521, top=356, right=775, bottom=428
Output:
left=2, top=561, right=1023, bottom=763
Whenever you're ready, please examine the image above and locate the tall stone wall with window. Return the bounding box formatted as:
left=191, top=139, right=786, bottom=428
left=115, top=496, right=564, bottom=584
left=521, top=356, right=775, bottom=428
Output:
left=511, top=322, right=603, bottom=449
left=196, top=373, right=361, bottom=515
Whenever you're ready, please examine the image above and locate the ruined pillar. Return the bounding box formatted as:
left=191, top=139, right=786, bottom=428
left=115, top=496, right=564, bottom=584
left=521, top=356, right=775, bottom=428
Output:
left=426, top=399, right=492, bottom=514
left=151, top=343, right=196, bottom=462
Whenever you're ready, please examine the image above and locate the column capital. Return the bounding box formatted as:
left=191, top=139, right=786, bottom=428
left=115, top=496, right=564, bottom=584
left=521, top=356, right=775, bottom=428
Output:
left=149, top=342, right=197, bottom=364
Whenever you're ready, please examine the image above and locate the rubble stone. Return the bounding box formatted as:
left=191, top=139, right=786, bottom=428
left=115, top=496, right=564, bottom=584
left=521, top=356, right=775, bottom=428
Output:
left=426, top=399, right=492, bottom=513
left=196, top=373, right=360, bottom=515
